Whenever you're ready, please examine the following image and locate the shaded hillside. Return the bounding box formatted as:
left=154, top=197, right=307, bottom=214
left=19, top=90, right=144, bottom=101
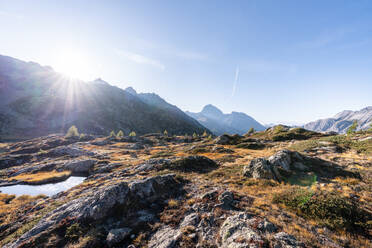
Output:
left=304, top=107, right=372, bottom=133
left=0, top=55, right=207, bottom=140
left=186, top=104, right=265, bottom=135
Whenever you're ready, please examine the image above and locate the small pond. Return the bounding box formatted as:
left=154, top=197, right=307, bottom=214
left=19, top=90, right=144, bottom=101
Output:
left=0, top=176, right=85, bottom=197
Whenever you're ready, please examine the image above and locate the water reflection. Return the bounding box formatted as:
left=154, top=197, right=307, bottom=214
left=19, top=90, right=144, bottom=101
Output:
left=0, top=176, right=85, bottom=196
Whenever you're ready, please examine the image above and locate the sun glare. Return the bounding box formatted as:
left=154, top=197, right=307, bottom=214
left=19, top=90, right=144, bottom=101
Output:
left=53, top=50, right=94, bottom=81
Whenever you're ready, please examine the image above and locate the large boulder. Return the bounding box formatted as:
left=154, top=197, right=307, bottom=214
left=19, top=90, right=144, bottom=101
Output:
left=268, top=149, right=292, bottom=171
left=243, top=158, right=277, bottom=180
left=214, top=134, right=243, bottom=145
left=64, top=159, right=96, bottom=174
left=243, top=150, right=360, bottom=182
left=169, top=156, right=218, bottom=173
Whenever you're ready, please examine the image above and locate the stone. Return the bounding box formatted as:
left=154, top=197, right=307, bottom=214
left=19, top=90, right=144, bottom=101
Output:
left=106, top=227, right=131, bottom=246
left=211, top=146, right=234, bottom=153
left=64, top=159, right=96, bottom=174
left=169, top=156, right=218, bottom=173
left=94, top=162, right=122, bottom=173
left=219, top=212, right=264, bottom=248
left=48, top=146, right=95, bottom=157
left=217, top=191, right=234, bottom=209
left=148, top=226, right=181, bottom=248
left=268, top=149, right=292, bottom=171
left=272, top=232, right=304, bottom=248
left=201, top=190, right=219, bottom=200
left=257, top=219, right=277, bottom=233
left=180, top=213, right=200, bottom=228
left=214, top=134, right=243, bottom=145
left=243, top=158, right=276, bottom=180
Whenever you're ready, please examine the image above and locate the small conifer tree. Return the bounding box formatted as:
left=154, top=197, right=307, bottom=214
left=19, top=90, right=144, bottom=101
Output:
left=347, top=120, right=358, bottom=135
left=117, top=130, right=124, bottom=138
left=193, top=132, right=198, bottom=139
left=66, top=125, right=79, bottom=138
left=202, top=130, right=208, bottom=137
left=109, top=130, right=116, bottom=137
left=207, top=134, right=212, bottom=140
left=247, top=127, right=255, bottom=135
left=129, top=131, right=136, bottom=137
left=163, top=130, right=168, bottom=136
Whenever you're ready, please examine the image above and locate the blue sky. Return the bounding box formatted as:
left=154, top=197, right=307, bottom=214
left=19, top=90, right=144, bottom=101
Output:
left=1, top=0, right=372, bottom=124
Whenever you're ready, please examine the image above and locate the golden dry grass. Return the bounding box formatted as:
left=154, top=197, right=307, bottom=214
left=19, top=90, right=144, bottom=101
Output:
left=9, top=170, right=71, bottom=184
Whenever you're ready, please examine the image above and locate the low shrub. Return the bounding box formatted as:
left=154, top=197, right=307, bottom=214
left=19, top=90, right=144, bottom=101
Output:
left=65, top=223, right=83, bottom=240
left=273, top=187, right=371, bottom=233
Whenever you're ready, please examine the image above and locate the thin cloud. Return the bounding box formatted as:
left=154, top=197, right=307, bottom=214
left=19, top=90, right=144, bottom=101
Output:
left=232, top=65, right=239, bottom=97
left=116, top=49, right=165, bottom=70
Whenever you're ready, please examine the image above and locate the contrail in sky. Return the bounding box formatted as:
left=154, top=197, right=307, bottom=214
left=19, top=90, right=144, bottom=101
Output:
left=232, top=65, right=239, bottom=97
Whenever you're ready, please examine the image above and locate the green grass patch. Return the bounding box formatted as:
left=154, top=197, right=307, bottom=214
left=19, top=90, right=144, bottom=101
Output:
left=286, top=173, right=317, bottom=186
left=273, top=187, right=371, bottom=233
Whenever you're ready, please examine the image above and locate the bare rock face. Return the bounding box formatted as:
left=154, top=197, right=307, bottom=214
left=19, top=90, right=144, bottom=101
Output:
left=243, top=158, right=277, bottom=180
left=5, top=174, right=182, bottom=248
left=148, top=226, right=181, bottom=248
left=268, top=149, right=292, bottom=171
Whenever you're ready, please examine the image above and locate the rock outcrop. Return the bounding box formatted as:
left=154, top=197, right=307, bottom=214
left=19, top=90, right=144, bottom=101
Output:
left=243, top=149, right=360, bottom=182
left=5, top=174, right=183, bottom=248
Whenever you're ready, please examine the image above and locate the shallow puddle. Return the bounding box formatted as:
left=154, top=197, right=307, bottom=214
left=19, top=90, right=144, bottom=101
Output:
left=0, top=176, right=85, bottom=196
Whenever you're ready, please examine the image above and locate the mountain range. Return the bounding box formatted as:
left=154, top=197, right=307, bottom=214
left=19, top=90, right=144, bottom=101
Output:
left=304, top=107, right=372, bottom=133
left=186, top=104, right=265, bottom=135
left=0, top=54, right=207, bottom=140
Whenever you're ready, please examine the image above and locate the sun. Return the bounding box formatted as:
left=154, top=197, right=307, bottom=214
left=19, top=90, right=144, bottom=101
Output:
left=53, top=49, right=95, bottom=81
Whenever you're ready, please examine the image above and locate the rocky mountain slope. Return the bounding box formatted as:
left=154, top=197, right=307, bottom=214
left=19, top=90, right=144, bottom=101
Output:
left=186, top=104, right=265, bottom=135
left=0, top=55, right=207, bottom=140
left=0, top=128, right=371, bottom=247
left=304, top=106, right=372, bottom=133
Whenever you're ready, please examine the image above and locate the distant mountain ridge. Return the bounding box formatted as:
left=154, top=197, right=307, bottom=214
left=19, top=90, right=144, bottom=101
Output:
left=304, top=107, right=372, bottom=133
left=186, top=104, right=265, bottom=135
left=0, top=54, right=207, bottom=140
